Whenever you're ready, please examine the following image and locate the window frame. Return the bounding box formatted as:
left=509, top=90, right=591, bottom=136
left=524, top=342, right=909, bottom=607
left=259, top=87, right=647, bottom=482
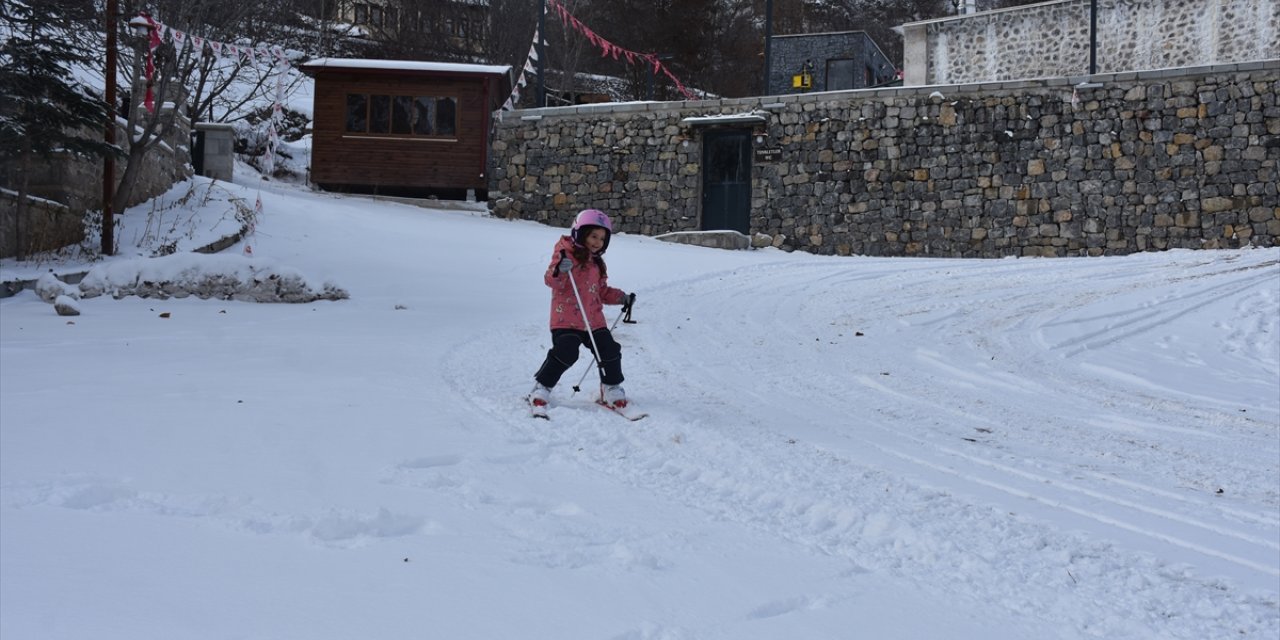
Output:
left=343, top=92, right=460, bottom=140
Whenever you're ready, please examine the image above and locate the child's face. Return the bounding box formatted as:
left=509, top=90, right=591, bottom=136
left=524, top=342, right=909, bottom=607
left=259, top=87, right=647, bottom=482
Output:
left=583, top=227, right=607, bottom=254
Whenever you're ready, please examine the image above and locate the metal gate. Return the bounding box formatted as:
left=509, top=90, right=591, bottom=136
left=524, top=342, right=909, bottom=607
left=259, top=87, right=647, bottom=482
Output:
left=700, top=129, right=751, bottom=234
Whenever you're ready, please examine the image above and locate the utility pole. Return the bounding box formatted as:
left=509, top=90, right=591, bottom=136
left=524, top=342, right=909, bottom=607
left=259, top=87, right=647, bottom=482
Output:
left=1089, top=0, right=1098, bottom=74
left=537, top=0, right=546, bottom=107
left=102, top=0, right=117, bottom=255
left=762, top=0, right=773, bottom=96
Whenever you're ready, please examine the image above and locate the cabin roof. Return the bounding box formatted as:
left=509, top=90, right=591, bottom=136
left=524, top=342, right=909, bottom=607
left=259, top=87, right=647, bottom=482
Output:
left=301, top=58, right=512, bottom=78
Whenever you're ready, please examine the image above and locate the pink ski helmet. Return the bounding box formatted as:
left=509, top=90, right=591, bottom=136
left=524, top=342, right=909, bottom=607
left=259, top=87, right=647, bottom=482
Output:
left=571, top=209, right=613, bottom=254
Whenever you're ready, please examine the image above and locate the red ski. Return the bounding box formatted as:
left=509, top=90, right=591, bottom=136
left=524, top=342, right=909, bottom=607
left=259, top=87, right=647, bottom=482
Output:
left=596, top=399, right=648, bottom=421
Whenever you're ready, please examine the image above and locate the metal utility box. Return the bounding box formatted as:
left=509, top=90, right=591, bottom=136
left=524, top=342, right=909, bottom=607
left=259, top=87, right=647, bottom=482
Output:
left=193, top=122, right=236, bottom=182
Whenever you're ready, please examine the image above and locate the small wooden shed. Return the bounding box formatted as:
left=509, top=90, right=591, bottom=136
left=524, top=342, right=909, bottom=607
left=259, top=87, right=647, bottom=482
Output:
left=300, top=58, right=511, bottom=199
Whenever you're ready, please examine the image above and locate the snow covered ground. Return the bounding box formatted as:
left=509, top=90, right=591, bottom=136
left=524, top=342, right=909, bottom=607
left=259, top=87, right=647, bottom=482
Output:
left=2, top=174, right=1277, bottom=639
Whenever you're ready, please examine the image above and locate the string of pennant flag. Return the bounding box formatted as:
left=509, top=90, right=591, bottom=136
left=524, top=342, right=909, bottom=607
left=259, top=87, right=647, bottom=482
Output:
left=502, top=0, right=697, bottom=109
left=135, top=13, right=290, bottom=177
left=545, top=0, right=694, bottom=100
left=502, top=27, right=541, bottom=111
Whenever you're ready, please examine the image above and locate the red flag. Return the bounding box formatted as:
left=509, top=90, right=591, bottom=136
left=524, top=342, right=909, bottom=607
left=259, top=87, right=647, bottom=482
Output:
left=148, top=19, right=161, bottom=49
left=140, top=13, right=162, bottom=113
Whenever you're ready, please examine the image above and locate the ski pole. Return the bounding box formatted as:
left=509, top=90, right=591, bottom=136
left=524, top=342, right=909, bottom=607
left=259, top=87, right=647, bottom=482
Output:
left=571, top=303, right=630, bottom=394
left=563, top=251, right=608, bottom=399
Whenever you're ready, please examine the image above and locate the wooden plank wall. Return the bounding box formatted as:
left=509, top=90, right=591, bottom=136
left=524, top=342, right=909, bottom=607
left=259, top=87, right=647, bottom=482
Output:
left=310, top=71, right=490, bottom=191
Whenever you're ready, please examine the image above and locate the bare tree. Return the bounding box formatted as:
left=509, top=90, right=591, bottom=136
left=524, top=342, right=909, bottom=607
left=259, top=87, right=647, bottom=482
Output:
left=486, top=0, right=592, bottom=107
left=104, top=0, right=313, bottom=209
left=691, top=0, right=762, bottom=98
left=109, top=27, right=191, bottom=211
left=346, top=0, right=494, bottom=63
left=487, top=0, right=538, bottom=71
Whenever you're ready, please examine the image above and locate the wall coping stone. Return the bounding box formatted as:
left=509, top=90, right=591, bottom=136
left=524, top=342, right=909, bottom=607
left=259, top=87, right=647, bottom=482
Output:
left=493, top=59, right=1280, bottom=127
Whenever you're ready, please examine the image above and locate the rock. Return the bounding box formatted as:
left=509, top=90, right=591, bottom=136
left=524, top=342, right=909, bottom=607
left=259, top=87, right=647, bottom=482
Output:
left=35, top=273, right=77, bottom=303
left=54, top=295, right=81, bottom=316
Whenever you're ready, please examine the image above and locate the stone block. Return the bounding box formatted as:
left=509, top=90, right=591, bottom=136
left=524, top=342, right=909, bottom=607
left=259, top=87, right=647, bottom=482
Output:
left=1202, top=196, right=1236, bottom=213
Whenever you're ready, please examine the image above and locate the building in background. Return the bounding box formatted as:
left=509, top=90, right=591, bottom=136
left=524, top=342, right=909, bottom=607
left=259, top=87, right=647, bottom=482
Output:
left=335, top=0, right=491, bottom=61
left=766, top=31, right=897, bottom=96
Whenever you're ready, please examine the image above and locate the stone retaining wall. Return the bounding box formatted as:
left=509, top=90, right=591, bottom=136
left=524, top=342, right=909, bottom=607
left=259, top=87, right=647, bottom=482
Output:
left=489, top=61, right=1279, bottom=257
left=0, top=107, right=193, bottom=259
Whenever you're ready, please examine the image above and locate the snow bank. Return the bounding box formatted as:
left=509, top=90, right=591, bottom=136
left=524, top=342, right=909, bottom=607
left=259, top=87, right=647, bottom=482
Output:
left=76, top=253, right=348, bottom=303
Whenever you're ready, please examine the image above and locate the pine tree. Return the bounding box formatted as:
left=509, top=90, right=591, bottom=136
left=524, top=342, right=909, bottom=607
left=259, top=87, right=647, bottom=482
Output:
left=0, top=0, right=119, bottom=259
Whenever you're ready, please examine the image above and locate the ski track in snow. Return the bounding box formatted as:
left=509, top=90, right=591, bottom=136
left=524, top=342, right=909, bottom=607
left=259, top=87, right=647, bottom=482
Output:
left=444, top=250, right=1280, bottom=640
left=3, top=475, right=430, bottom=549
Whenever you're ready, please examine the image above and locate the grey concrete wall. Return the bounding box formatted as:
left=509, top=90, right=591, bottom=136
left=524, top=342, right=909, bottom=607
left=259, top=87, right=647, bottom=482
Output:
left=489, top=61, right=1279, bottom=258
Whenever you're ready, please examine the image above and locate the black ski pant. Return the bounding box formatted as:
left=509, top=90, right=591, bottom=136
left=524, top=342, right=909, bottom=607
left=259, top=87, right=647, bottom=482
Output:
left=534, top=328, right=624, bottom=388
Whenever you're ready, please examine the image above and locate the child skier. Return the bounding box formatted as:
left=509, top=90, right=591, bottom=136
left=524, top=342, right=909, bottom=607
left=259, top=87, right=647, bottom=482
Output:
left=529, top=209, right=634, bottom=412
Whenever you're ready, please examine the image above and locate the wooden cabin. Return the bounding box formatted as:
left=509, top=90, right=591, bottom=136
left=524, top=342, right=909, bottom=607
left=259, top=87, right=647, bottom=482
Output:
left=300, top=58, right=511, bottom=199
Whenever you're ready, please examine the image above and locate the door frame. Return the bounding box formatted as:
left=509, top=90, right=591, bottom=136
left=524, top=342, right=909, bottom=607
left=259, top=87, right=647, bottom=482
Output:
left=699, top=127, right=753, bottom=235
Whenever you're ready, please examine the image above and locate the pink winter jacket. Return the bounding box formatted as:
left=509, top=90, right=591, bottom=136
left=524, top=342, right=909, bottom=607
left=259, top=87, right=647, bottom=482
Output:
left=545, top=235, right=627, bottom=331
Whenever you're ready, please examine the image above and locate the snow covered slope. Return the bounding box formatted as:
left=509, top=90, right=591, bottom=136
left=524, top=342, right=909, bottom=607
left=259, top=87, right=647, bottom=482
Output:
left=2, top=177, right=1277, bottom=639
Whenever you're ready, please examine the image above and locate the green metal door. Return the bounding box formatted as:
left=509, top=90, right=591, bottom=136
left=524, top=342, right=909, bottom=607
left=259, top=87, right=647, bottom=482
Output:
left=701, top=130, right=751, bottom=234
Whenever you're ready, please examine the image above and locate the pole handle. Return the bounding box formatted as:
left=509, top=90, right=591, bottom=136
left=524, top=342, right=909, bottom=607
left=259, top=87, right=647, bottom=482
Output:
left=554, top=249, right=568, bottom=277
left=622, top=292, right=637, bottom=324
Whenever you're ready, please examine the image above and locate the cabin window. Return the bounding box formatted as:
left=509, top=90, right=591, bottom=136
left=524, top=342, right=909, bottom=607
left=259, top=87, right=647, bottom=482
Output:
left=370, top=95, right=391, bottom=133
left=344, top=93, right=458, bottom=138
left=433, top=97, right=457, bottom=135
left=412, top=97, right=436, bottom=135
left=345, top=94, right=367, bottom=132
left=393, top=96, right=414, bottom=134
